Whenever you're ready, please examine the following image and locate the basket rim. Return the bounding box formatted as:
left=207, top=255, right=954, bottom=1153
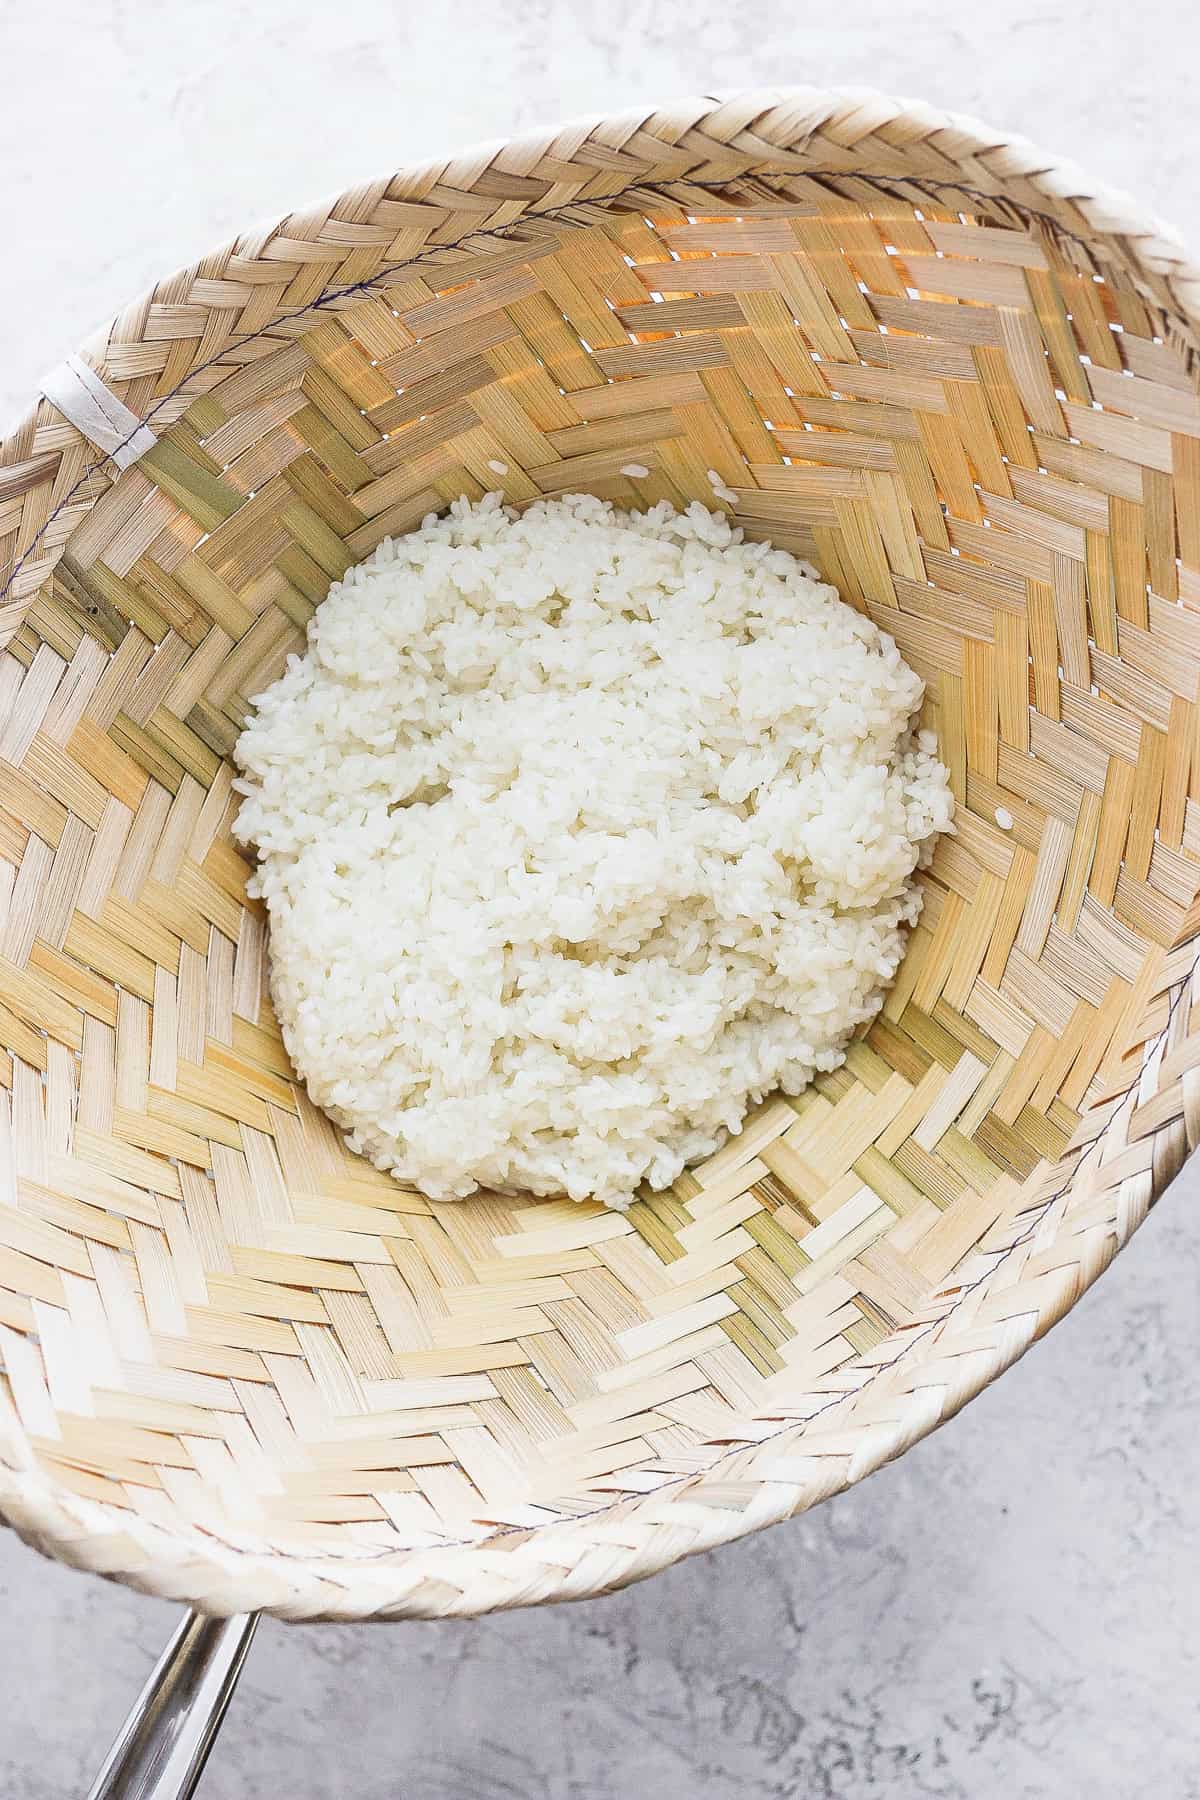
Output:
left=0, top=84, right=1196, bottom=1622
left=5, top=80, right=1200, bottom=603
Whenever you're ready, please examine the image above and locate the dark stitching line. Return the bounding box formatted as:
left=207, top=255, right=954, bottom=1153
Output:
left=0, top=166, right=1180, bottom=605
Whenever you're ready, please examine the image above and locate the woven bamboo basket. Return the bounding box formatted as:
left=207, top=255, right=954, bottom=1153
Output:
left=1, top=86, right=1198, bottom=1626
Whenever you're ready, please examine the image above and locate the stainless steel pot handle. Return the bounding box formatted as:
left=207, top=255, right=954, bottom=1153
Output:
left=86, top=1609, right=259, bottom=1800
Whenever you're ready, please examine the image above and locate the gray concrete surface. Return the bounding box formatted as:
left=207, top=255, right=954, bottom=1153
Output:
left=2, top=1, right=1199, bottom=1795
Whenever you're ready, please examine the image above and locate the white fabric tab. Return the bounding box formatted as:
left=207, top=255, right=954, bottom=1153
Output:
left=40, top=354, right=157, bottom=471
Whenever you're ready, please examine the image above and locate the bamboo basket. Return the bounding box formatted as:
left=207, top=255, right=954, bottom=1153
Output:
left=1, top=86, right=1198, bottom=1626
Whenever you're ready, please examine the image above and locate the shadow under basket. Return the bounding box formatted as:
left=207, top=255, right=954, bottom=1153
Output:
left=1, top=87, right=1199, bottom=1624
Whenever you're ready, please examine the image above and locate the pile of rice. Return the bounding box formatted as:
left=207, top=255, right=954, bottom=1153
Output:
left=234, top=494, right=952, bottom=1208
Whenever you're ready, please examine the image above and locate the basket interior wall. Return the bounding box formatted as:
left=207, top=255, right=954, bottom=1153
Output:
left=1, top=155, right=1199, bottom=1560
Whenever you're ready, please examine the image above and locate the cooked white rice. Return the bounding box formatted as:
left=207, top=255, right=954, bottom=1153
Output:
left=234, top=493, right=953, bottom=1208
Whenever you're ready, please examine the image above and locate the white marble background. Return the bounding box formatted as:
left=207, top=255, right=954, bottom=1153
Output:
left=2, top=2, right=1200, bottom=1795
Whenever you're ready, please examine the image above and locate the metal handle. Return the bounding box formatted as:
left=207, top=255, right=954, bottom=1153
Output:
left=86, top=1609, right=259, bottom=1800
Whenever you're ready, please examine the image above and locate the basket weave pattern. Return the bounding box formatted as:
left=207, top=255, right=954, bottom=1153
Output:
left=0, top=89, right=1198, bottom=1620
